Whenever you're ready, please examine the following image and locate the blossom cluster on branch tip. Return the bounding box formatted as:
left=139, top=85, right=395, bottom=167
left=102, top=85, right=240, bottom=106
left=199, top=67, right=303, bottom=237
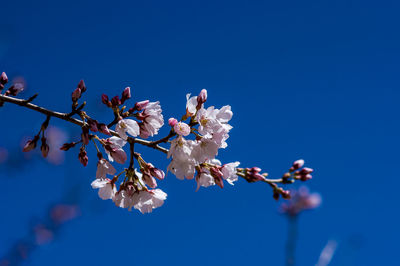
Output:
left=0, top=71, right=315, bottom=214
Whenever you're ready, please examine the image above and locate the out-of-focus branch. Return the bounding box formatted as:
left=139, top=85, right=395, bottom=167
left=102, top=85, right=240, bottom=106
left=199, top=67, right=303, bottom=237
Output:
left=285, top=216, right=298, bottom=266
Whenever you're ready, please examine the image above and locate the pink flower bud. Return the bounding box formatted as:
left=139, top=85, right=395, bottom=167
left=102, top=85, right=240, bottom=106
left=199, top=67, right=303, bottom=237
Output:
left=174, top=122, right=191, bottom=136
left=197, top=89, right=207, bottom=106
left=87, top=119, right=98, bottom=132
left=0, top=72, right=8, bottom=84
left=142, top=173, right=157, bottom=188
left=121, top=87, right=131, bottom=104
left=244, top=167, right=265, bottom=182
left=210, top=167, right=224, bottom=188
left=292, top=159, right=304, bottom=170
left=23, top=135, right=40, bottom=152
left=40, top=137, right=50, bottom=158
left=77, top=80, right=86, bottom=93
left=168, top=118, right=178, bottom=127
left=71, top=88, right=81, bottom=102
left=150, top=167, right=165, bottom=180
left=78, top=148, right=88, bottom=166
left=249, top=167, right=261, bottom=173
left=98, top=123, right=111, bottom=135
left=60, top=142, right=77, bottom=151
left=5, top=83, right=24, bottom=96
left=0, top=72, right=7, bottom=91
left=111, top=96, right=121, bottom=107
left=300, top=167, right=313, bottom=175
left=134, top=100, right=149, bottom=111
left=281, top=190, right=291, bottom=199
left=300, top=174, right=312, bottom=181
left=101, top=94, right=111, bottom=106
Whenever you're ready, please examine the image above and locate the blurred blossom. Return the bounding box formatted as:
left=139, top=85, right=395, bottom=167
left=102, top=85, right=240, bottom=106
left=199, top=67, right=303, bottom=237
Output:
left=34, top=225, right=54, bottom=245
left=316, top=240, right=338, bottom=266
left=0, top=203, right=80, bottom=266
left=4, top=76, right=26, bottom=96
left=50, top=204, right=79, bottom=224
left=0, top=147, right=9, bottom=163
left=46, top=126, right=68, bottom=165
left=16, top=126, right=68, bottom=165
left=280, top=186, right=321, bottom=216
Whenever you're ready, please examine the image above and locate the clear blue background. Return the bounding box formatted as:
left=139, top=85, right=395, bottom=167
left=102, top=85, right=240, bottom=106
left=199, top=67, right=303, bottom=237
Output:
left=1, top=0, right=399, bottom=265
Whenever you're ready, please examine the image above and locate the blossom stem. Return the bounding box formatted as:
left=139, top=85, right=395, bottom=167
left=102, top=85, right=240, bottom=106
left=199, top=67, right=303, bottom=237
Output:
left=150, top=130, right=176, bottom=145
left=128, top=138, right=135, bottom=169
left=235, top=171, right=284, bottom=186
left=91, top=138, right=101, bottom=154
left=112, top=169, right=127, bottom=183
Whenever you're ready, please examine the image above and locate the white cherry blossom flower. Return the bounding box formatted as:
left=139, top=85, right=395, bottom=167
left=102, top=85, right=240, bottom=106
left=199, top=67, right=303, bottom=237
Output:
left=96, top=158, right=116, bottom=179
left=167, top=137, right=195, bottom=161
left=104, top=136, right=127, bottom=164
left=221, top=161, right=240, bottom=185
left=186, top=93, right=198, bottom=116
left=140, top=101, right=164, bottom=138
left=191, top=138, right=219, bottom=163
left=91, top=178, right=117, bottom=200
left=215, top=105, right=233, bottom=123
left=167, top=137, right=197, bottom=179
left=196, top=105, right=233, bottom=148
left=196, top=171, right=215, bottom=191
left=116, top=119, right=140, bottom=140
left=133, top=189, right=167, bottom=214
left=167, top=159, right=196, bottom=180
left=114, top=180, right=167, bottom=214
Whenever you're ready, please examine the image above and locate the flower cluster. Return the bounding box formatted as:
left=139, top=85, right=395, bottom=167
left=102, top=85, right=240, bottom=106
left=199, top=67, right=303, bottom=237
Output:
left=167, top=90, right=241, bottom=191
left=90, top=140, right=167, bottom=214
left=0, top=72, right=315, bottom=214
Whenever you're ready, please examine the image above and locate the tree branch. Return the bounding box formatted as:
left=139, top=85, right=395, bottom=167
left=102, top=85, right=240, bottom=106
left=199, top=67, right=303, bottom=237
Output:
left=0, top=94, right=168, bottom=154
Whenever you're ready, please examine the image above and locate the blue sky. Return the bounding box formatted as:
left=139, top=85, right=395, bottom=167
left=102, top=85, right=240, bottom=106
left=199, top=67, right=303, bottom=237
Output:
left=1, top=0, right=400, bottom=265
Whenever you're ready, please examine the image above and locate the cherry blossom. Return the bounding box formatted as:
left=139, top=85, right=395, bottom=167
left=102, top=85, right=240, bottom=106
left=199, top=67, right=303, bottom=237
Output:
left=113, top=171, right=167, bottom=214
left=221, top=161, right=240, bottom=185
left=186, top=93, right=198, bottom=116
left=103, top=136, right=127, bottom=164
left=133, top=189, right=167, bottom=214
left=167, top=137, right=197, bottom=179
left=96, top=158, right=116, bottom=179
left=196, top=105, right=233, bottom=148
left=116, top=119, right=140, bottom=140
left=191, top=138, right=219, bottom=163
left=138, top=101, right=164, bottom=138
left=91, top=178, right=117, bottom=200
left=174, top=122, right=191, bottom=136
left=196, top=170, right=215, bottom=191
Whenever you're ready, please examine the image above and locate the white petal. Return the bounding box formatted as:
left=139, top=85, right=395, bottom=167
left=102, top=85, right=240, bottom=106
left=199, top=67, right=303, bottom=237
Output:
left=91, top=178, right=108, bottom=189
left=124, top=119, right=140, bottom=137
left=109, top=136, right=127, bottom=148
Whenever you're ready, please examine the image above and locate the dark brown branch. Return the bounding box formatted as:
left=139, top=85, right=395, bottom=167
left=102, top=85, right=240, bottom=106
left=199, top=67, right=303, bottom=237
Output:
left=0, top=94, right=168, bottom=154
